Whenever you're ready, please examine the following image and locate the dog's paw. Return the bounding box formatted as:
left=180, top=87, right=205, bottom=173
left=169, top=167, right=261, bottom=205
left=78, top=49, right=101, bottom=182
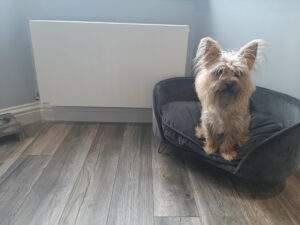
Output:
left=221, top=150, right=237, bottom=161
left=203, top=144, right=218, bottom=155
left=195, top=126, right=204, bottom=139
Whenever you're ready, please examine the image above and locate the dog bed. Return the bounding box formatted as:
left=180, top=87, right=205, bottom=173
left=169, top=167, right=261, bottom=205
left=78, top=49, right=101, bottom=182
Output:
left=153, top=77, right=300, bottom=181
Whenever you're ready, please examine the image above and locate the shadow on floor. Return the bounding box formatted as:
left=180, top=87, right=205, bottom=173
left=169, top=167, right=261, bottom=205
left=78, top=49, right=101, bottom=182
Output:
left=178, top=148, right=286, bottom=200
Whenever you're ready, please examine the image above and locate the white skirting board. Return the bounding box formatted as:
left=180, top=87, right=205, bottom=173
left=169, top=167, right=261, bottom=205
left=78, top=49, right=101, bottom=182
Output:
left=0, top=102, right=41, bottom=126
left=0, top=102, right=152, bottom=124
left=41, top=105, right=152, bottom=123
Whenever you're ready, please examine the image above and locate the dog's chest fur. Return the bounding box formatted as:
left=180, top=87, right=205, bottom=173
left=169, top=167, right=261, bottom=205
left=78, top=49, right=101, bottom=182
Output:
left=202, top=104, right=248, bottom=135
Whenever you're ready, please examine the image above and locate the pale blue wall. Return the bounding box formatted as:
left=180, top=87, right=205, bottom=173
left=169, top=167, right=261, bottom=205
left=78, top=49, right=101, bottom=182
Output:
left=1, top=0, right=300, bottom=109
left=0, top=1, right=38, bottom=109
left=207, top=0, right=300, bottom=99
left=0, top=0, right=208, bottom=109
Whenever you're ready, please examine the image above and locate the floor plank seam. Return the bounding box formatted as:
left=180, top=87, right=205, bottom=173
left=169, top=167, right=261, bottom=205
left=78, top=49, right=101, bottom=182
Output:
left=151, top=136, right=158, bottom=222
left=61, top=125, right=100, bottom=225
left=184, top=159, right=205, bottom=225
left=104, top=134, right=124, bottom=225
left=7, top=156, right=52, bottom=225
left=21, top=123, right=52, bottom=156
left=58, top=169, right=92, bottom=225
left=182, top=153, right=200, bottom=218
left=0, top=159, right=26, bottom=185
left=0, top=138, right=34, bottom=181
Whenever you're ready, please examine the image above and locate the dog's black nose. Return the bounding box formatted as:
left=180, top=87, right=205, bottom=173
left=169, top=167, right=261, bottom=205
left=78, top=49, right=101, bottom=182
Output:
left=225, top=81, right=236, bottom=89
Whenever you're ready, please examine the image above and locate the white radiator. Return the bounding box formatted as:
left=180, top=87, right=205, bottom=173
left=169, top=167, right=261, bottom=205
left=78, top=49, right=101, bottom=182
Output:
left=30, top=20, right=189, bottom=108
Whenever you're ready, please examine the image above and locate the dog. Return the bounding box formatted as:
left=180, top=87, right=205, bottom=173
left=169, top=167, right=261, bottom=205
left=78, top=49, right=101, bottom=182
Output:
left=194, top=37, right=266, bottom=161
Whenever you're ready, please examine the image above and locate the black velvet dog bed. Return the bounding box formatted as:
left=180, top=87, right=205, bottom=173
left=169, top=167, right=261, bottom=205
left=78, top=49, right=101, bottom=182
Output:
left=153, top=77, right=300, bottom=181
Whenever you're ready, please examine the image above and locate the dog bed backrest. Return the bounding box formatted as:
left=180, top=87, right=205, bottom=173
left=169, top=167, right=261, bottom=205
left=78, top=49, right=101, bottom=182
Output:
left=252, top=87, right=300, bottom=128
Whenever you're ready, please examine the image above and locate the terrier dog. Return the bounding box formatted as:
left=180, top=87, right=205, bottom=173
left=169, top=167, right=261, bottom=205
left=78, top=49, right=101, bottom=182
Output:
left=194, top=37, right=266, bottom=161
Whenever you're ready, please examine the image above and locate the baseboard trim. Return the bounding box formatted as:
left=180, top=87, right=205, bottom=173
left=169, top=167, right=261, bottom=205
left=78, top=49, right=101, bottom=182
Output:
left=1, top=103, right=152, bottom=124
left=41, top=105, right=152, bottom=123
left=0, top=102, right=41, bottom=126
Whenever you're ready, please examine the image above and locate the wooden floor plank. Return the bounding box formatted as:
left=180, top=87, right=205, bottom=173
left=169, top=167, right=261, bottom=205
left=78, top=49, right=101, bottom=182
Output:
left=106, top=125, right=153, bottom=225
left=0, top=156, right=51, bottom=225
left=152, top=141, right=198, bottom=216
left=281, top=176, right=300, bottom=202
left=0, top=121, right=51, bottom=179
left=232, top=178, right=295, bottom=225
left=181, top=217, right=202, bottom=225
left=154, top=217, right=180, bottom=225
left=0, top=138, right=35, bottom=179
left=22, top=121, right=49, bottom=138
left=24, top=123, right=72, bottom=155
left=277, top=193, right=300, bottom=225
left=8, top=124, right=98, bottom=225
left=58, top=125, right=125, bottom=225
left=184, top=154, right=250, bottom=225
left=276, top=176, right=300, bottom=224
left=154, top=217, right=201, bottom=225
left=0, top=122, right=299, bottom=225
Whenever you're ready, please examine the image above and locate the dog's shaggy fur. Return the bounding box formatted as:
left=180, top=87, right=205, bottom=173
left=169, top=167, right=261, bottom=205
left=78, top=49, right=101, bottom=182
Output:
left=194, top=37, right=266, bottom=161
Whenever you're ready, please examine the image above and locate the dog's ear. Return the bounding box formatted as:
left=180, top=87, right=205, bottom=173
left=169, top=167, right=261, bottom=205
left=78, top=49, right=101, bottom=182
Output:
left=239, top=39, right=267, bottom=70
left=195, top=37, right=222, bottom=70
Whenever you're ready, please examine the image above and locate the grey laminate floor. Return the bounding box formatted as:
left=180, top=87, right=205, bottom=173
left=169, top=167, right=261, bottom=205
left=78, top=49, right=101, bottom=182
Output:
left=0, top=122, right=299, bottom=225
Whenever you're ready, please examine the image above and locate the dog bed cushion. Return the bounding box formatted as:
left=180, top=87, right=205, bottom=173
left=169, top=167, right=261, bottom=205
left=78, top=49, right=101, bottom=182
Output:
left=160, top=101, right=283, bottom=168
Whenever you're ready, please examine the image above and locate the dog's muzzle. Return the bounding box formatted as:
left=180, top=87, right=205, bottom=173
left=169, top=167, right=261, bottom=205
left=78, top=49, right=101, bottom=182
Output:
left=222, top=81, right=237, bottom=92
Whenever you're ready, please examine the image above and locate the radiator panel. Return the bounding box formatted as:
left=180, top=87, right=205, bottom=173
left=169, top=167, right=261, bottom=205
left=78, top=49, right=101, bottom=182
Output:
left=30, top=20, right=189, bottom=108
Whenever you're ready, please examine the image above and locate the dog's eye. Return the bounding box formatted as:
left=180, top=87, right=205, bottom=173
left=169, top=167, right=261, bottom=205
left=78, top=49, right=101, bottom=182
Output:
left=234, top=71, right=243, bottom=78
left=215, top=68, right=224, bottom=77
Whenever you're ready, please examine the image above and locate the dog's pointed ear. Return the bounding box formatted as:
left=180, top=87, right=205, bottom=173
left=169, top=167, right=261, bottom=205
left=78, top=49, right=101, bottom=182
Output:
left=239, top=39, right=267, bottom=70
left=195, top=37, right=222, bottom=70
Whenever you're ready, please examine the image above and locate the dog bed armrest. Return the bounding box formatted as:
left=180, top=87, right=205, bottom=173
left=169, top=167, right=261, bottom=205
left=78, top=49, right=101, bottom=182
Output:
left=235, top=123, right=300, bottom=181
left=153, top=77, right=198, bottom=106
left=253, top=87, right=300, bottom=128
left=153, top=77, right=198, bottom=141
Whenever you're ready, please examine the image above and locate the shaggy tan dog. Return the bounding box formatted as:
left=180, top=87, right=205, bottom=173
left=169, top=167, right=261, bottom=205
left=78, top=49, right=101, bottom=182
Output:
left=194, top=37, right=266, bottom=161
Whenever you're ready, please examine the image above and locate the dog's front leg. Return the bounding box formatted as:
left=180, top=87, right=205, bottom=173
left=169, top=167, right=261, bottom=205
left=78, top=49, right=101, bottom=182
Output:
left=236, top=116, right=251, bottom=147
left=195, top=126, right=204, bottom=138
left=236, top=132, right=250, bottom=147
left=203, top=123, right=218, bottom=155
left=220, top=132, right=237, bottom=161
